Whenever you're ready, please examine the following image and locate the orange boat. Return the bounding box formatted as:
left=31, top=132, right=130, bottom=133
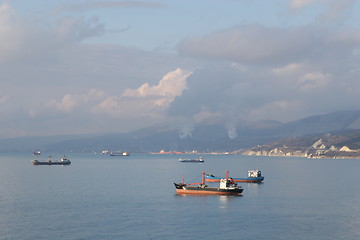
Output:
left=174, top=171, right=243, bottom=195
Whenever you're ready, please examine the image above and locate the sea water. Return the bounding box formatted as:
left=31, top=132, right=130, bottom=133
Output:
left=0, top=153, right=360, bottom=240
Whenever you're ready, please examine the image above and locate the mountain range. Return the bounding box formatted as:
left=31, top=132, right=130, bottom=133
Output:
left=1, top=110, right=360, bottom=153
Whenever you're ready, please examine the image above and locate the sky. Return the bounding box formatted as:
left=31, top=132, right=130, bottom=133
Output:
left=1, top=0, right=360, bottom=139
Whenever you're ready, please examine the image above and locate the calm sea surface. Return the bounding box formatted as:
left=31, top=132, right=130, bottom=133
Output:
left=1, top=153, right=360, bottom=240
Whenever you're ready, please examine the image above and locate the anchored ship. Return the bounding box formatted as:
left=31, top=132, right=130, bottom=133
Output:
left=33, top=150, right=41, bottom=156
left=110, top=151, right=130, bottom=156
left=32, top=155, right=71, bottom=165
left=205, top=170, right=264, bottom=183
left=178, top=157, right=204, bottom=163
left=174, top=171, right=243, bottom=195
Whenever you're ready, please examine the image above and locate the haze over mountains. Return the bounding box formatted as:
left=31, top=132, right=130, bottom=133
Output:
left=1, top=110, right=360, bottom=153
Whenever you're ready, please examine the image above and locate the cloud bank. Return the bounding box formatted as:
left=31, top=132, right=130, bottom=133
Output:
left=1, top=0, right=360, bottom=139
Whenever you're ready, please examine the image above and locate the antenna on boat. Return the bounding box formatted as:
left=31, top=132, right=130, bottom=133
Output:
left=182, top=175, right=185, bottom=184
left=225, top=170, right=229, bottom=180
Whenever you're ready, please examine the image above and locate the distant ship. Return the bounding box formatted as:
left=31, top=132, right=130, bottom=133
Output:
left=110, top=152, right=130, bottom=156
left=32, top=156, right=71, bottom=166
left=178, top=157, right=204, bottom=163
left=101, top=150, right=110, bottom=154
left=33, top=150, right=41, bottom=156
left=150, top=149, right=173, bottom=154
left=205, top=170, right=264, bottom=183
left=174, top=171, right=243, bottom=195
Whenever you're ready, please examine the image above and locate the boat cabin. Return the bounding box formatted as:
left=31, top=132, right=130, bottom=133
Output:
left=219, top=178, right=237, bottom=189
left=248, top=170, right=262, bottom=178
left=59, top=156, right=71, bottom=164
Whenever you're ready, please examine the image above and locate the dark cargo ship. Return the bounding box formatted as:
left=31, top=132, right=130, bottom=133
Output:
left=178, top=157, right=204, bottom=163
left=174, top=171, right=243, bottom=195
left=32, top=156, right=71, bottom=165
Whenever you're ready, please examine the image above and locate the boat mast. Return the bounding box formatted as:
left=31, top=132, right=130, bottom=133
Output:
left=201, top=171, right=205, bottom=185
left=225, top=170, right=229, bottom=180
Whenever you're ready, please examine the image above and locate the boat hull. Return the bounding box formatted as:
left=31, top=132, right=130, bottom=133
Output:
left=178, top=160, right=204, bottom=163
left=32, top=161, right=71, bottom=165
left=110, top=152, right=129, bottom=156
left=174, top=183, right=243, bottom=195
left=205, top=176, right=264, bottom=183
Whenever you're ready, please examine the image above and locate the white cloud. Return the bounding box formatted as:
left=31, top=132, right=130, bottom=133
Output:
left=296, top=71, right=331, bottom=91
left=92, top=68, right=192, bottom=118
left=123, top=68, right=191, bottom=101
left=84, top=88, right=106, bottom=101
left=54, top=94, right=79, bottom=112
left=93, top=96, right=164, bottom=119
left=92, top=96, right=119, bottom=115
left=272, top=63, right=304, bottom=76
left=48, top=89, right=105, bottom=112
left=121, top=68, right=191, bottom=108
left=290, top=0, right=317, bottom=9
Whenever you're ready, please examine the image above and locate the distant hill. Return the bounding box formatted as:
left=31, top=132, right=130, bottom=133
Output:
left=241, top=129, right=360, bottom=158
left=273, top=110, right=360, bottom=137
left=261, top=129, right=360, bottom=150
left=1, top=110, right=360, bottom=153
left=43, top=122, right=282, bottom=153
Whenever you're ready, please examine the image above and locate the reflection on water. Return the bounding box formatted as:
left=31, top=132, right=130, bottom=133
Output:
left=243, top=182, right=264, bottom=196
left=218, top=195, right=241, bottom=209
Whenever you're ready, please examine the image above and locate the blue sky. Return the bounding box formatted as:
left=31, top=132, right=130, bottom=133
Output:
left=1, top=0, right=360, bottom=139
